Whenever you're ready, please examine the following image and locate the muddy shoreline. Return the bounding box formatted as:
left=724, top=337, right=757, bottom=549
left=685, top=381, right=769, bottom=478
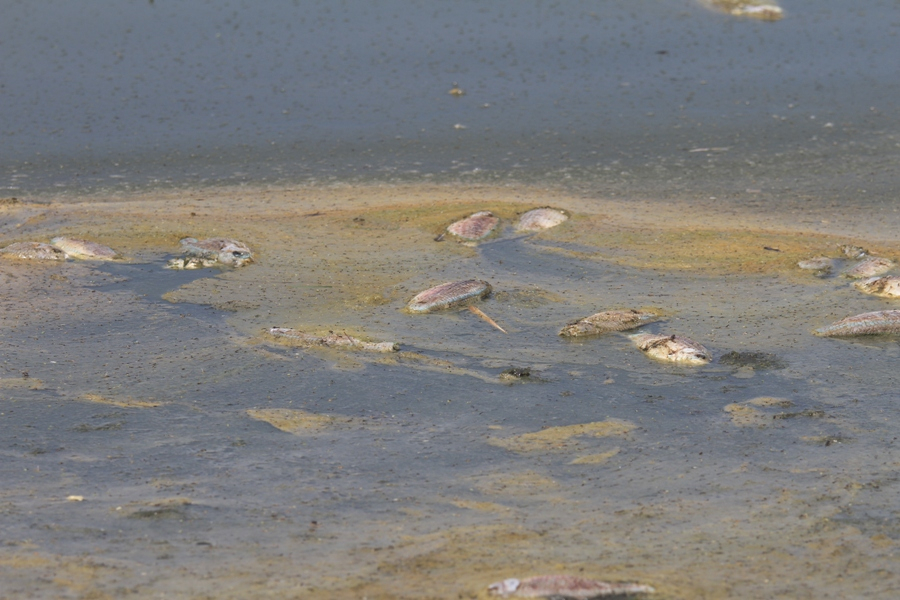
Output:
left=2, top=183, right=899, bottom=598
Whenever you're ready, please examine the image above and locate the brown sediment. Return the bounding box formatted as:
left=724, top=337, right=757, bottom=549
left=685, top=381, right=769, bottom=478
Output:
left=0, top=377, right=44, bottom=390
left=488, top=420, right=635, bottom=453
left=267, top=327, right=398, bottom=352
left=569, top=448, right=621, bottom=465
left=77, top=393, right=162, bottom=408
left=246, top=408, right=373, bottom=434
left=725, top=397, right=795, bottom=427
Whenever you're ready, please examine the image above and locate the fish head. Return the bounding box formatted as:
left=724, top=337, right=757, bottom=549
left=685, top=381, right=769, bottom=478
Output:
left=487, top=578, right=520, bottom=596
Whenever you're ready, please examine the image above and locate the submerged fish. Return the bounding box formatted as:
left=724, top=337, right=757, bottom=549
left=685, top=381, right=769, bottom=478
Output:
left=797, top=256, right=836, bottom=272
left=629, top=333, right=712, bottom=365
left=843, top=257, right=894, bottom=279
left=560, top=309, right=658, bottom=337
left=697, top=0, right=783, bottom=20
left=446, top=211, right=500, bottom=241
left=854, top=276, right=900, bottom=298
left=815, top=310, right=900, bottom=337
left=167, top=237, right=253, bottom=269
left=50, top=237, right=120, bottom=260
left=407, top=280, right=492, bottom=312
left=516, top=207, right=568, bottom=232
left=488, top=575, right=654, bottom=598
left=269, top=328, right=398, bottom=352
left=0, top=242, right=67, bottom=261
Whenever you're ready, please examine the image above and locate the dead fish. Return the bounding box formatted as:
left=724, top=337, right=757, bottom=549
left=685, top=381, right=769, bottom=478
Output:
left=697, top=0, right=783, bottom=20
left=167, top=237, right=253, bottom=269
left=854, top=275, right=900, bottom=298
left=488, top=575, right=655, bottom=598
left=269, top=328, right=398, bottom=352
left=515, top=207, right=568, bottom=232
left=0, top=242, right=67, bottom=261
left=560, top=309, right=658, bottom=337
left=839, top=244, right=869, bottom=259
left=815, top=310, right=900, bottom=337
left=407, top=280, right=492, bottom=313
left=446, top=211, right=499, bottom=241
left=629, top=333, right=712, bottom=365
left=50, top=237, right=120, bottom=260
left=797, top=256, right=836, bottom=272
left=843, top=256, right=894, bottom=279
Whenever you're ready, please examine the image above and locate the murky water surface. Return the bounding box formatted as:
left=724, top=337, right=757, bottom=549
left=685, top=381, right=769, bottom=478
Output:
left=2, top=1, right=900, bottom=598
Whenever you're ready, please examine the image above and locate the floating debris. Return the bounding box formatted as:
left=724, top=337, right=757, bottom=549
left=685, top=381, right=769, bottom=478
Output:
left=166, top=237, right=252, bottom=269
left=0, top=241, right=67, bottom=260
left=560, top=309, right=658, bottom=337
left=515, top=207, right=568, bottom=232
left=843, top=257, right=894, bottom=279
left=854, top=275, right=900, bottom=298
left=629, top=333, right=711, bottom=365
left=407, top=280, right=492, bottom=312
left=797, top=256, right=836, bottom=272
left=448, top=84, right=466, bottom=96
left=446, top=211, right=500, bottom=241
left=488, top=575, right=654, bottom=598
left=268, top=328, right=398, bottom=352
left=698, top=0, right=783, bottom=20
left=50, top=237, right=120, bottom=260
left=815, top=310, right=900, bottom=337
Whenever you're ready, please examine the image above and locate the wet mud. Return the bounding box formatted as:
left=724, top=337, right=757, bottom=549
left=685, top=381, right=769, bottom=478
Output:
left=2, top=185, right=900, bottom=599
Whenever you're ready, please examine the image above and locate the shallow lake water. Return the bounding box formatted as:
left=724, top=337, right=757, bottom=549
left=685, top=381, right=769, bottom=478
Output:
left=2, top=1, right=900, bottom=599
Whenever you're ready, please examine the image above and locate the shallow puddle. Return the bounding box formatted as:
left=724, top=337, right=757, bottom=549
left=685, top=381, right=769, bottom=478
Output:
left=2, top=185, right=899, bottom=598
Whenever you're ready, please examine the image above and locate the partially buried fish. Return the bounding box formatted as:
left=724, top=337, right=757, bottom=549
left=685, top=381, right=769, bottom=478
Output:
left=560, top=309, right=658, bottom=337
left=407, top=280, right=492, bottom=312
left=515, top=207, right=568, bottom=232
left=488, top=575, right=654, bottom=598
left=50, top=237, right=120, bottom=260
left=166, top=237, right=252, bottom=269
left=0, top=241, right=67, bottom=261
left=854, top=276, right=900, bottom=298
left=843, top=256, right=894, bottom=279
left=815, top=310, right=900, bottom=337
left=269, top=328, right=397, bottom=352
left=446, top=211, right=499, bottom=241
left=629, top=333, right=712, bottom=365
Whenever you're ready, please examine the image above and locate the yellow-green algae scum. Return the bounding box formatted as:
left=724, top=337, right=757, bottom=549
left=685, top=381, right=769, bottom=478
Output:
left=2, top=185, right=900, bottom=599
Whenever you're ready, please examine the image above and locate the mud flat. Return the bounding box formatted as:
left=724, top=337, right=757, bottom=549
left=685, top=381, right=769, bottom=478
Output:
left=2, top=183, right=900, bottom=599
